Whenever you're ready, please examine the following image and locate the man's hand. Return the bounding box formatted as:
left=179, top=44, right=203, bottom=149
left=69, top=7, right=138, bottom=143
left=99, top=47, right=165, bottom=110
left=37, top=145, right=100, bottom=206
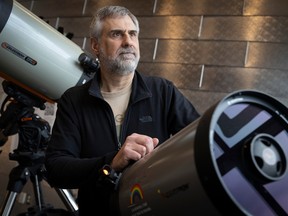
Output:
left=111, top=133, right=159, bottom=171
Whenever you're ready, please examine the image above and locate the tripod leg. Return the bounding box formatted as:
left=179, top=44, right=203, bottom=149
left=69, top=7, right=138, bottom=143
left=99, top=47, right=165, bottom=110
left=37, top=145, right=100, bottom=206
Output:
left=31, top=174, right=44, bottom=211
left=1, top=191, right=18, bottom=216
left=1, top=165, right=29, bottom=216
left=54, top=188, right=79, bottom=214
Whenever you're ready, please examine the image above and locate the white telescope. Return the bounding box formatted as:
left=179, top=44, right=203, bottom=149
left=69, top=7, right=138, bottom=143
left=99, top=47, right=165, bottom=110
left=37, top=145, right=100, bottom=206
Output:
left=0, top=1, right=95, bottom=215
left=0, top=0, right=95, bottom=102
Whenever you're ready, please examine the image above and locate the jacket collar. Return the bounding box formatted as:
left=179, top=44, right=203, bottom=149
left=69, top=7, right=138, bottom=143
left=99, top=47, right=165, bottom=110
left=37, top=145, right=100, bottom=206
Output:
left=88, top=69, right=152, bottom=103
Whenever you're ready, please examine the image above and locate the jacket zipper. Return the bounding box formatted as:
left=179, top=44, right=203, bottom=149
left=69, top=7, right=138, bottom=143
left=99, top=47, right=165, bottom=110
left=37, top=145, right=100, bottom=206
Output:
left=117, top=141, right=121, bottom=150
left=118, top=105, right=131, bottom=150
left=102, top=99, right=120, bottom=150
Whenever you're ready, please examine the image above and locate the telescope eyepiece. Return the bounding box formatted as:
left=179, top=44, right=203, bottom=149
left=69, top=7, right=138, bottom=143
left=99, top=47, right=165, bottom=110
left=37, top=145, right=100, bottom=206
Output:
left=78, top=53, right=99, bottom=74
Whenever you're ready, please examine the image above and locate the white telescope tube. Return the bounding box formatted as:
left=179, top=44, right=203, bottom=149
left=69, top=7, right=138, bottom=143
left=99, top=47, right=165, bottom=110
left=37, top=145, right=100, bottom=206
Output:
left=0, top=0, right=91, bottom=102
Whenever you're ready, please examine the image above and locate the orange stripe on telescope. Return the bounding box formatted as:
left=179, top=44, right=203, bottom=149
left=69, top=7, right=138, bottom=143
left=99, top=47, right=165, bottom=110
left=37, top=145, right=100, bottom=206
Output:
left=130, top=184, right=144, bottom=205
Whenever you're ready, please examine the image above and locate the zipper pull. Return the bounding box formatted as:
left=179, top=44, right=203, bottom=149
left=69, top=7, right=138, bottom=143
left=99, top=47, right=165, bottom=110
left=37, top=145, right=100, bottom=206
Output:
left=117, top=141, right=121, bottom=150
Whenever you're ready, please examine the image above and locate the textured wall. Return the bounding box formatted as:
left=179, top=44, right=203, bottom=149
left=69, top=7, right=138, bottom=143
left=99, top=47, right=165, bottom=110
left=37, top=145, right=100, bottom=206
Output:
left=1, top=0, right=288, bottom=214
left=18, top=0, right=288, bottom=114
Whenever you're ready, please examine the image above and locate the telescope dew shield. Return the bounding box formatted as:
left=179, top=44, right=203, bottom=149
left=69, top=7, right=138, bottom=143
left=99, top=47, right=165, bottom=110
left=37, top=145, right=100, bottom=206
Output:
left=0, top=0, right=90, bottom=101
left=117, top=90, right=288, bottom=216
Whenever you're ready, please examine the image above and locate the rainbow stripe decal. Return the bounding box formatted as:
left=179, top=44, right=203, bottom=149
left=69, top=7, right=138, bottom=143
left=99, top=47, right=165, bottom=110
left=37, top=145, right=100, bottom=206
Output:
left=130, top=183, right=144, bottom=205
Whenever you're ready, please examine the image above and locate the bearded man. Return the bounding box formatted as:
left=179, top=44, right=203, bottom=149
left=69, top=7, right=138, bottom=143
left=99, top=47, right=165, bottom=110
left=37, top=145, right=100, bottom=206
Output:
left=45, top=5, right=200, bottom=216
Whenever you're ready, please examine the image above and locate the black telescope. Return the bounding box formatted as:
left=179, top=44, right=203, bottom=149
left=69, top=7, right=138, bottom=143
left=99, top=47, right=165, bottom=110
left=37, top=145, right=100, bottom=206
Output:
left=115, top=90, right=288, bottom=216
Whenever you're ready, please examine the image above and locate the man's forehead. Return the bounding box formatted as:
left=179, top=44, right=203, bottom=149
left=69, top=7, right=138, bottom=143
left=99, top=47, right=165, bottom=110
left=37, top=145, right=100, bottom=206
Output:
left=103, top=15, right=137, bottom=30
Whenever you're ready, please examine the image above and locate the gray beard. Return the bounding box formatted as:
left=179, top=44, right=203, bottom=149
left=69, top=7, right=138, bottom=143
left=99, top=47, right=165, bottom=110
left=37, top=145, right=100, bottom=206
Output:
left=107, top=57, right=138, bottom=75
left=99, top=49, right=139, bottom=75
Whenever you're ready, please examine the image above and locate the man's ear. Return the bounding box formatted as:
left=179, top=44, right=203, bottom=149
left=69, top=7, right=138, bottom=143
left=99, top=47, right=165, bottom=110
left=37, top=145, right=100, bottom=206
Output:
left=91, top=37, right=99, bottom=55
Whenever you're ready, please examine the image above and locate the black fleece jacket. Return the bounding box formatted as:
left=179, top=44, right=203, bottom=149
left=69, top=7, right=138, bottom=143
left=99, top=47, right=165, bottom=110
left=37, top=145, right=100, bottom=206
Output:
left=45, top=70, right=200, bottom=215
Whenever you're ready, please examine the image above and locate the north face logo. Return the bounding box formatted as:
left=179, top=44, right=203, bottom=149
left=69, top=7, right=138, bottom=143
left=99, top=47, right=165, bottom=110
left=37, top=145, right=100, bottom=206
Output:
left=139, top=116, right=152, bottom=123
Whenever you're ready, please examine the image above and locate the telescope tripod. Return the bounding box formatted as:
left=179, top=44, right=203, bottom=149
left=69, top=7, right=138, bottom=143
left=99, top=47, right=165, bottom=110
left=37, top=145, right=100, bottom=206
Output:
left=1, top=149, right=78, bottom=216
left=0, top=81, right=79, bottom=216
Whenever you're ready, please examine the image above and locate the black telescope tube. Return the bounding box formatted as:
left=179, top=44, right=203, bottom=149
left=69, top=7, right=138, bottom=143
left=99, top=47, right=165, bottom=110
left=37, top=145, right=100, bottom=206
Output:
left=0, top=0, right=13, bottom=33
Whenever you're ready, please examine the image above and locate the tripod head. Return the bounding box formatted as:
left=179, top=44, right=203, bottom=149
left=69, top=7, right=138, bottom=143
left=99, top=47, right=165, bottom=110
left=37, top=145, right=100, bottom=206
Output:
left=0, top=80, right=50, bottom=154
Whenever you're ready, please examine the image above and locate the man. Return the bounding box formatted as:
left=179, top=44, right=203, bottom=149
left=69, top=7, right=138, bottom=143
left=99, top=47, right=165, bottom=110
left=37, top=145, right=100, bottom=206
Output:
left=45, top=5, right=200, bottom=216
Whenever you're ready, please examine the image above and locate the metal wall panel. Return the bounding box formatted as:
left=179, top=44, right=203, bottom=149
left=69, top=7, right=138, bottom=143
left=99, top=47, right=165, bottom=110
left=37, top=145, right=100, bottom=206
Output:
left=57, top=17, right=92, bottom=38
left=85, top=0, right=155, bottom=16
left=246, top=42, right=288, bottom=70
left=180, top=90, right=227, bottom=114
left=72, top=37, right=86, bottom=50
left=201, top=16, right=288, bottom=43
left=156, top=0, right=244, bottom=15
left=244, top=0, right=288, bottom=16
left=12, top=0, right=288, bottom=104
left=155, top=40, right=247, bottom=66
left=138, top=16, right=200, bottom=39
left=52, top=16, right=201, bottom=39
left=138, top=39, right=157, bottom=62
left=201, top=66, right=288, bottom=98
left=137, top=62, right=202, bottom=90
left=31, top=0, right=85, bottom=18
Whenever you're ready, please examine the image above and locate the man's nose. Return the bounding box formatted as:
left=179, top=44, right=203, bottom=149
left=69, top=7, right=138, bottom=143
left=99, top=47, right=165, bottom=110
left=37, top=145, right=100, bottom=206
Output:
left=122, top=33, right=133, bottom=46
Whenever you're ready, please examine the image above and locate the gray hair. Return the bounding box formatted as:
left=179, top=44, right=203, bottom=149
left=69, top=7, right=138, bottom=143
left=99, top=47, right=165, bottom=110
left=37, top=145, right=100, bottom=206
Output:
left=89, top=6, right=140, bottom=39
